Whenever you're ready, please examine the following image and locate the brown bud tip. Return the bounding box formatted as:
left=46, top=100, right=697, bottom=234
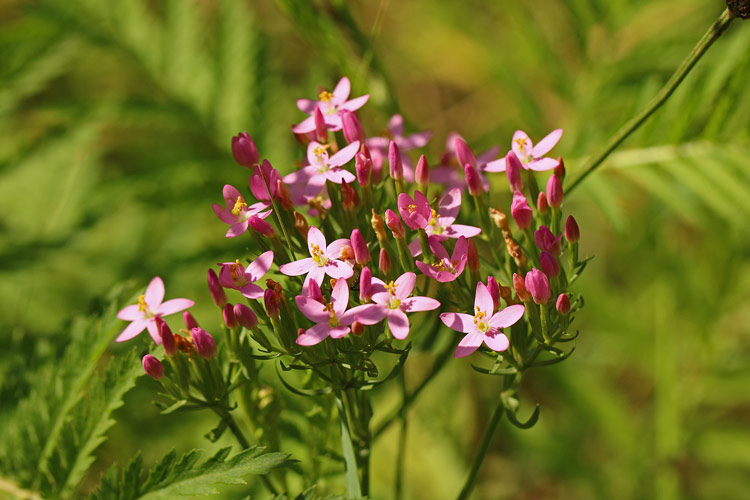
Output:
left=294, top=211, right=310, bottom=239
left=351, top=321, right=365, bottom=336
left=489, top=208, right=510, bottom=234
left=174, top=333, right=195, bottom=354
left=727, top=0, right=750, bottom=19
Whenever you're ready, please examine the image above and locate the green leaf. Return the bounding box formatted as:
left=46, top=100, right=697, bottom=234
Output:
left=333, top=392, right=362, bottom=499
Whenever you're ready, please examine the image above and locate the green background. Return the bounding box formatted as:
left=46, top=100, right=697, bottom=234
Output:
left=1, top=0, right=749, bottom=498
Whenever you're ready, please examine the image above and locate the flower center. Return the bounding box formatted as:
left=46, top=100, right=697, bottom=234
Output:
left=232, top=196, right=248, bottom=216
left=406, top=203, right=417, bottom=214
left=230, top=260, right=247, bottom=286
left=313, top=145, right=330, bottom=170
left=318, top=90, right=333, bottom=102
left=474, top=307, right=489, bottom=332
left=324, top=301, right=340, bottom=326
left=137, top=294, right=153, bottom=317
left=311, top=244, right=329, bottom=266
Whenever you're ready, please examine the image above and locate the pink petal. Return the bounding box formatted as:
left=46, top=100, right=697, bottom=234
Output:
left=156, top=298, right=194, bottom=316
left=454, top=331, right=483, bottom=358
left=325, top=168, right=356, bottom=184
left=332, top=77, right=351, bottom=105
left=474, top=282, right=493, bottom=316
left=292, top=116, right=315, bottom=134
left=307, top=226, right=327, bottom=256
left=218, top=264, right=238, bottom=289
left=331, top=278, right=350, bottom=316
left=483, top=330, right=509, bottom=352
left=394, top=272, right=417, bottom=299
left=488, top=304, right=526, bottom=329
left=401, top=296, right=440, bottom=312
left=324, top=260, right=354, bottom=280
left=531, top=128, right=562, bottom=157
left=279, top=258, right=314, bottom=276
left=239, top=283, right=264, bottom=299
left=408, top=239, right=422, bottom=257
left=144, top=277, right=165, bottom=309
left=222, top=185, right=243, bottom=207
left=303, top=267, right=327, bottom=295
left=451, top=236, right=468, bottom=262
left=247, top=250, right=274, bottom=281
left=427, top=237, right=450, bottom=261
left=116, top=319, right=148, bottom=342
left=527, top=158, right=559, bottom=172
left=295, top=296, right=329, bottom=323
left=482, top=158, right=506, bottom=173
left=246, top=201, right=271, bottom=216
left=477, top=146, right=500, bottom=166
left=444, top=224, right=481, bottom=239
left=213, top=204, right=237, bottom=224
left=226, top=222, right=248, bottom=238
left=399, top=131, right=432, bottom=150
left=512, top=130, right=532, bottom=158
left=307, top=141, right=326, bottom=166
left=283, top=166, right=316, bottom=185
left=117, top=304, right=143, bottom=321
left=146, top=320, right=162, bottom=344
left=440, top=312, right=475, bottom=333
left=414, top=191, right=431, bottom=220
left=340, top=95, right=369, bottom=112
left=388, top=114, right=404, bottom=137
left=297, top=98, right=317, bottom=114
left=328, top=141, right=360, bottom=167
left=415, top=260, right=440, bottom=280
left=329, top=326, right=350, bottom=339
left=438, top=188, right=462, bottom=220
left=387, top=310, right=410, bottom=340
left=296, top=323, right=332, bottom=346
left=343, top=304, right=388, bottom=325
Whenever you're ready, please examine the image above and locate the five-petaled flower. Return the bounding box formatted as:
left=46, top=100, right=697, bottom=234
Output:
left=295, top=278, right=358, bottom=345
left=485, top=129, right=562, bottom=172
left=440, top=281, right=525, bottom=358
left=408, top=188, right=481, bottom=256
left=212, top=184, right=271, bottom=238
left=397, top=191, right=431, bottom=230
left=346, top=272, right=440, bottom=339
left=293, top=77, right=370, bottom=134
left=279, top=226, right=353, bottom=293
left=117, top=276, right=194, bottom=344
left=416, top=236, right=469, bottom=282
left=217, top=250, right=274, bottom=299
left=283, top=141, right=360, bottom=200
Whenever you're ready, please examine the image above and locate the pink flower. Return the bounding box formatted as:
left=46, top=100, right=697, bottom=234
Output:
left=295, top=278, right=357, bottom=345
left=432, top=135, right=500, bottom=192
left=534, top=225, right=563, bottom=255
left=293, top=77, right=370, bottom=133
left=279, top=226, right=353, bottom=292
left=218, top=250, right=274, bottom=299
left=407, top=188, right=480, bottom=256
left=485, top=129, right=563, bottom=172
left=249, top=160, right=282, bottom=206
left=415, top=236, right=469, bottom=282
left=366, top=114, right=432, bottom=182
left=440, top=282, right=525, bottom=358
left=282, top=141, right=360, bottom=200
left=117, top=277, right=195, bottom=344
left=346, top=272, right=440, bottom=339
left=397, top=191, right=431, bottom=230
left=511, top=190, right=533, bottom=230
left=212, top=185, right=271, bottom=238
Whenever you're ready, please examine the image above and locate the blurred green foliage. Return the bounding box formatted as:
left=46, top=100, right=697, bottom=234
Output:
left=1, top=0, right=748, bottom=498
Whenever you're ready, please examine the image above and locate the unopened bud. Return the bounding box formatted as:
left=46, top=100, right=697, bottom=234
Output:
left=351, top=321, right=365, bottom=336
left=525, top=268, right=551, bottom=305
left=264, top=289, right=280, bottom=317
left=192, top=327, right=217, bottom=359
left=314, top=107, right=328, bottom=144
left=222, top=303, right=238, bottom=328
left=379, top=248, right=392, bottom=276
left=276, top=179, right=292, bottom=210
left=266, top=279, right=283, bottom=298
left=513, top=273, right=531, bottom=302
left=464, top=164, right=482, bottom=196
left=565, top=215, right=580, bottom=243
left=355, top=152, right=372, bottom=187
left=183, top=311, right=199, bottom=330
left=341, top=110, right=364, bottom=144
left=249, top=216, right=275, bottom=237
left=727, top=0, right=750, bottom=20
left=155, top=316, right=176, bottom=356
left=371, top=210, right=387, bottom=242
left=556, top=293, right=571, bottom=315
left=554, top=157, right=566, bottom=181
left=540, top=251, right=560, bottom=278
left=511, top=191, right=533, bottom=230
left=487, top=276, right=500, bottom=311
left=307, top=279, right=324, bottom=303
left=385, top=209, right=405, bottom=238
left=231, top=132, right=259, bottom=168
left=294, top=211, right=309, bottom=239
left=340, top=181, right=360, bottom=210
left=454, top=137, right=476, bottom=168
left=233, top=303, right=258, bottom=329
left=415, top=154, right=430, bottom=187
left=142, top=354, right=165, bottom=380
left=351, top=229, right=370, bottom=265
left=388, top=141, right=403, bottom=180
left=467, top=238, right=480, bottom=272
left=359, top=266, right=373, bottom=302
left=499, top=283, right=513, bottom=305
left=207, top=269, right=228, bottom=308
left=546, top=174, right=563, bottom=208
left=537, top=192, right=549, bottom=214
left=505, top=236, right=526, bottom=268
left=489, top=208, right=511, bottom=235
left=505, top=151, right=523, bottom=191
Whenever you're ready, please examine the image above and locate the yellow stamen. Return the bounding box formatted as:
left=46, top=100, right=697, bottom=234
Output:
left=324, top=301, right=340, bottom=326
left=473, top=306, right=488, bottom=331
left=230, top=260, right=245, bottom=285
left=514, top=137, right=528, bottom=149
left=428, top=209, right=438, bottom=226
left=318, top=90, right=333, bottom=102
left=313, top=145, right=329, bottom=157
left=406, top=203, right=417, bottom=214
left=384, top=280, right=398, bottom=294
left=311, top=244, right=328, bottom=266
left=137, top=294, right=149, bottom=313
left=232, top=196, right=247, bottom=216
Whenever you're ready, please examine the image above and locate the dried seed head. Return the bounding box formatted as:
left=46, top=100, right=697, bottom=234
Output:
left=727, top=0, right=750, bottom=19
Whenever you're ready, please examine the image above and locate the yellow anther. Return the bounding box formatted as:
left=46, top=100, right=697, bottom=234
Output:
left=232, top=196, right=247, bottom=216
left=433, top=261, right=447, bottom=272
left=473, top=306, right=487, bottom=325
left=384, top=280, right=398, bottom=294
left=318, top=90, right=333, bottom=102
left=428, top=209, right=438, bottom=226
left=230, top=260, right=244, bottom=284
left=311, top=244, right=328, bottom=266
left=406, top=204, right=417, bottom=214
left=137, top=294, right=149, bottom=313
left=514, top=137, right=528, bottom=149
left=313, top=145, right=329, bottom=157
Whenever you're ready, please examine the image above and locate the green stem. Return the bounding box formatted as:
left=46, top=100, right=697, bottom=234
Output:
left=455, top=399, right=505, bottom=500
left=394, top=369, right=408, bottom=500
left=567, top=8, right=736, bottom=193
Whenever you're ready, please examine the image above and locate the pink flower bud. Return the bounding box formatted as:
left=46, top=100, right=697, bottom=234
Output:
left=505, top=151, right=523, bottom=191
left=222, top=303, right=237, bottom=328
left=534, top=225, right=562, bottom=255
left=388, top=141, right=403, bottom=180
left=565, top=215, right=580, bottom=243
left=546, top=174, right=563, bottom=208
left=513, top=273, right=531, bottom=302
left=142, top=354, right=165, bottom=380
left=487, top=276, right=501, bottom=311
left=314, top=107, right=328, bottom=144
left=231, top=132, right=259, bottom=168
left=207, top=269, right=227, bottom=308
left=525, top=268, right=551, bottom=304
left=385, top=209, right=405, bottom=238
left=454, top=137, right=476, bottom=168
left=155, top=316, right=176, bottom=356
left=511, top=191, right=533, bottom=230
left=233, top=303, right=258, bottom=329
left=537, top=192, right=548, bottom=214
left=249, top=216, right=275, bottom=237
left=183, top=311, right=199, bottom=330
left=264, top=289, right=280, bottom=317
left=540, top=251, right=560, bottom=278
left=307, top=279, right=324, bottom=303
left=464, top=164, right=482, bottom=196
left=379, top=248, right=392, bottom=276
left=192, top=327, right=217, bottom=359
left=415, top=154, right=430, bottom=187
left=467, top=238, right=480, bottom=272
left=359, top=266, right=373, bottom=302
left=355, top=152, right=372, bottom=187
left=351, top=229, right=370, bottom=265
left=554, top=157, right=565, bottom=180
left=341, top=110, right=364, bottom=144
left=556, top=293, right=571, bottom=315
